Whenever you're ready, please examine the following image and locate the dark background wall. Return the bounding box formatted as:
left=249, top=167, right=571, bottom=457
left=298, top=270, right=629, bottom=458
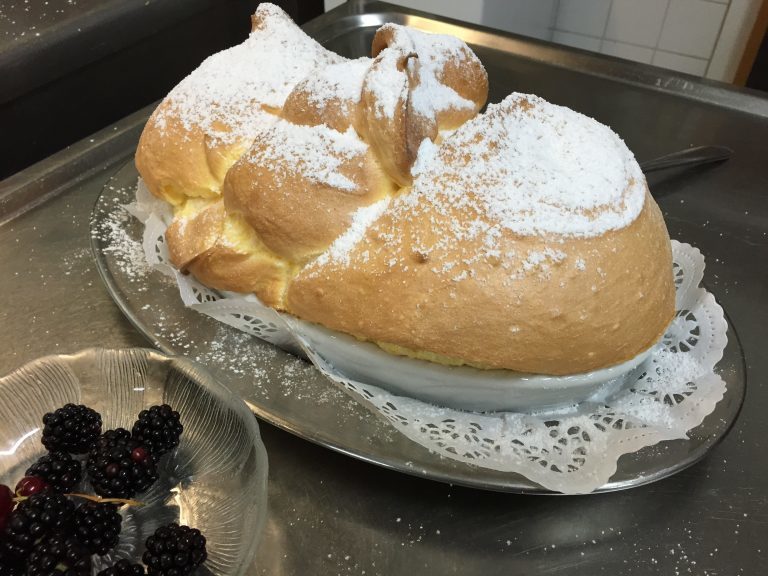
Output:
left=0, top=0, right=324, bottom=179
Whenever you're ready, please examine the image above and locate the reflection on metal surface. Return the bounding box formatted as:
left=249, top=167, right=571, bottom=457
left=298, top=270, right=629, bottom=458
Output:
left=640, top=145, right=733, bottom=174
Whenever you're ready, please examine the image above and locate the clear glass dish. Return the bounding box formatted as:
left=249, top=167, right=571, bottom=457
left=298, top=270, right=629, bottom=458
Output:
left=0, top=347, right=269, bottom=574
left=89, top=161, right=746, bottom=493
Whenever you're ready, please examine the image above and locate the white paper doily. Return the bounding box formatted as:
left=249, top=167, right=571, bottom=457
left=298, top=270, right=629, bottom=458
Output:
left=131, top=182, right=729, bottom=494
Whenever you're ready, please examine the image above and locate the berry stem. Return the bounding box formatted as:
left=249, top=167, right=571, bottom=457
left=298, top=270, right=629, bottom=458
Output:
left=66, top=493, right=144, bottom=507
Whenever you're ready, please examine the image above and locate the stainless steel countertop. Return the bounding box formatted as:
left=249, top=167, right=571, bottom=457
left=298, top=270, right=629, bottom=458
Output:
left=1, top=1, right=767, bottom=574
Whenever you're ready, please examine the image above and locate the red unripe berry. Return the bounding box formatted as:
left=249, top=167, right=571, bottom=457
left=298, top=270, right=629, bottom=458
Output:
left=0, top=484, right=14, bottom=531
left=131, top=446, right=149, bottom=464
left=15, top=475, right=48, bottom=496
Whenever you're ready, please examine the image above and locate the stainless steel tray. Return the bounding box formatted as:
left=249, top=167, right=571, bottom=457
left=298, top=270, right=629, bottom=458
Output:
left=89, top=141, right=745, bottom=493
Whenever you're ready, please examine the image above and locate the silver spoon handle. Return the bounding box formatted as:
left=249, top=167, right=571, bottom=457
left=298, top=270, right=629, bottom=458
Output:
left=640, top=145, right=733, bottom=173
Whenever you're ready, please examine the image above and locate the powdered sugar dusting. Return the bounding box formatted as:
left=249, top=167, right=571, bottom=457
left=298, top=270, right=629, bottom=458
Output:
left=396, top=26, right=477, bottom=120
left=301, top=58, right=371, bottom=110
left=364, top=49, right=408, bottom=120
left=408, top=92, right=646, bottom=239
left=154, top=3, right=343, bottom=144
left=364, top=24, right=478, bottom=121
left=93, top=194, right=152, bottom=283
left=313, top=198, right=391, bottom=268
left=245, top=121, right=369, bottom=191
left=517, top=248, right=567, bottom=279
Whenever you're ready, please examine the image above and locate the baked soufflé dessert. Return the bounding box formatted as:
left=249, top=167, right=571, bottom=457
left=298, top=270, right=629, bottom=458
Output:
left=135, top=3, right=674, bottom=376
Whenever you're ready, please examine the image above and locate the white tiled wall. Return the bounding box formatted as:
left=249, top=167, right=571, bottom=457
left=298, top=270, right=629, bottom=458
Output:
left=552, top=30, right=602, bottom=51
left=481, top=0, right=559, bottom=40
left=324, top=0, right=761, bottom=83
left=555, top=0, right=612, bottom=37
left=551, top=0, right=733, bottom=78
left=652, top=50, right=710, bottom=75
left=708, top=0, right=764, bottom=80
left=601, top=39, right=655, bottom=63
left=604, top=0, right=668, bottom=47
left=657, top=0, right=727, bottom=57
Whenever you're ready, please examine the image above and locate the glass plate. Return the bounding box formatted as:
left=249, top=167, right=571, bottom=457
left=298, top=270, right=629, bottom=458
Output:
left=90, top=161, right=747, bottom=494
left=0, top=348, right=268, bottom=575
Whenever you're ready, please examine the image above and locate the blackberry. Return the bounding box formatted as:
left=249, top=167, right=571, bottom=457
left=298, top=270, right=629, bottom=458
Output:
left=1, top=493, right=74, bottom=559
left=0, top=564, right=21, bottom=576
left=26, top=533, right=91, bottom=576
left=96, top=560, right=145, bottom=576
left=131, top=405, right=183, bottom=459
left=142, top=523, right=207, bottom=576
left=0, top=545, right=22, bottom=576
left=41, top=404, right=102, bottom=454
left=86, top=429, right=158, bottom=499
left=72, top=502, right=122, bottom=555
left=24, top=452, right=82, bottom=494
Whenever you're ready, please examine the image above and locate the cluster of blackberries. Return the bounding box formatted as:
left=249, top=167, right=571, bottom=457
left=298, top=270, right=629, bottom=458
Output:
left=0, top=403, right=204, bottom=576
left=30, top=403, right=182, bottom=500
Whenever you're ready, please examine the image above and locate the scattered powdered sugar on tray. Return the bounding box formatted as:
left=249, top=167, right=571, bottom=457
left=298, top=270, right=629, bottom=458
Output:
left=92, top=193, right=152, bottom=283
left=61, top=247, right=94, bottom=277
left=153, top=3, right=343, bottom=145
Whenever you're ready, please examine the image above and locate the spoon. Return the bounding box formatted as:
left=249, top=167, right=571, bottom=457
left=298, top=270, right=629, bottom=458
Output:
left=640, top=145, right=732, bottom=173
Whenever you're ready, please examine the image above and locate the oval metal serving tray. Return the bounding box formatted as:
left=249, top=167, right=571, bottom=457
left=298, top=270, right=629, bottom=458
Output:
left=90, top=160, right=746, bottom=494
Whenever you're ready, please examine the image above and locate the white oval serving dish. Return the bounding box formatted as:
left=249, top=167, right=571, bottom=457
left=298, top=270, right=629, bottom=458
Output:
left=288, top=318, right=656, bottom=412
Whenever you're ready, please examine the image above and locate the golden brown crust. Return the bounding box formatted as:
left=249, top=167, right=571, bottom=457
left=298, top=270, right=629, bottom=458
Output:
left=280, top=58, right=371, bottom=132
left=357, top=51, right=418, bottom=187
left=165, top=200, right=224, bottom=269
left=186, top=247, right=290, bottom=309
left=136, top=3, right=350, bottom=304
left=286, top=191, right=674, bottom=375
left=357, top=24, right=488, bottom=186
left=282, top=89, right=353, bottom=132
left=438, top=50, right=490, bottom=122
left=165, top=200, right=292, bottom=308
left=135, top=3, right=343, bottom=205
left=135, top=114, right=249, bottom=206
left=284, top=90, right=674, bottom=374
left=222, top=120, right=397, bottom=268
